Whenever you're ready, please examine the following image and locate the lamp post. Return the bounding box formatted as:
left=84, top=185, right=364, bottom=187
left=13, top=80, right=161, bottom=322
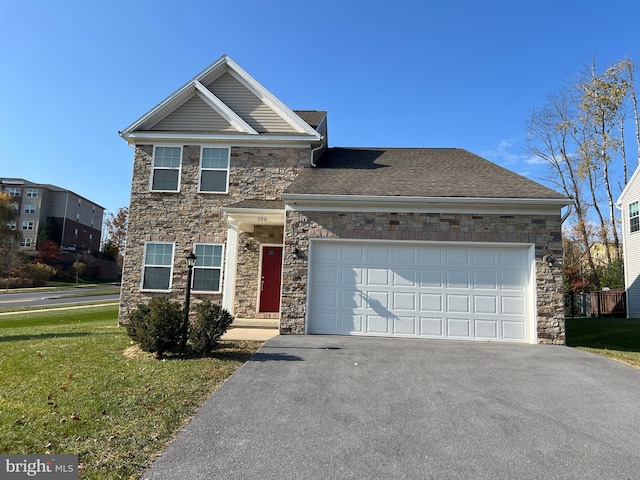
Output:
left=181, top=251, right=197, bottom=352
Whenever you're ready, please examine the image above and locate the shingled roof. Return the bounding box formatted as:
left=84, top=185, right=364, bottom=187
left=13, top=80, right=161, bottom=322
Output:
left=284, top=147, right=567, bottom=200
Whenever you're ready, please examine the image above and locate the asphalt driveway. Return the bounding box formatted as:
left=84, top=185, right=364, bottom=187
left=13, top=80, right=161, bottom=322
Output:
left=142, top=336, right=640, bottom=480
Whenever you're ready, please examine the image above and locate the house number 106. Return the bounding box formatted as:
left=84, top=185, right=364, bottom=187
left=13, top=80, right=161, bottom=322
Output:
left=257, top=216, right=268, bottom=222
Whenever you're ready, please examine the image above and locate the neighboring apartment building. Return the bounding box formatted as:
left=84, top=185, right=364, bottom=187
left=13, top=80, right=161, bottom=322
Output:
left=1, top=178, right=104, bottom=252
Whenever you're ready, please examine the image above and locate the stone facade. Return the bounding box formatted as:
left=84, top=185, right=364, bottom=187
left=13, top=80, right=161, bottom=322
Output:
left=281, top=210, right=565, bottom=344
left=118, top=145, right=308, bottom=325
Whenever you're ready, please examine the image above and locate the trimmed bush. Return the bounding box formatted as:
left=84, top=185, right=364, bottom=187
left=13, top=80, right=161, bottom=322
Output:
left=126, top=297, right=183, bottom=358
left=189, top=301, right=234, bottom=355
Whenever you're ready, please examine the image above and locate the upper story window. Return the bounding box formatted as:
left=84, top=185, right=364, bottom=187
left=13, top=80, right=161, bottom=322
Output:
left=26, top=188, right=38, bottom=197
left=7, top=221, right=16, bottom=230
left=192, top=243, right=224, bottom=292
left=24, top=204, right=36, bottom=214
left=152, top=146, right=182, bottom=192
left=22, top=221, right=34, bottom=231
left=199, top=147, right=230, bottom=193
left=630, top=201, right=639, bottom=233
left=7, top=187, right=20, bottom=197
left=142, top=242, right=174, bottom=290
left=20, top=238, right=32, bottom=247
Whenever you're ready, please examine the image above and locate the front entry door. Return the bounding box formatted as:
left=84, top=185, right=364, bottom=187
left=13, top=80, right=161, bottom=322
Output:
left=259, top=246, right=283, bottom=312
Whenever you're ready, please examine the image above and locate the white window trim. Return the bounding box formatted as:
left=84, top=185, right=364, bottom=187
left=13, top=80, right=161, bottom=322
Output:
left=191, top=242, right=225, bottom=293
left=20, top=238, right=32, bottom=247
left=24, top=204, right=36, bottom=214
left=26, top=188, right=38, bottom=198
left=7, top=221, right=16, bottom=230
left=150, top=145, right=183, bottom=193
left=22, top=221, right=34, bottom=231
left=198, top=146, right=230, bottom=194
left=141, top=241, right=175, bottom=291
left=630, top=200, right=639, bottom=234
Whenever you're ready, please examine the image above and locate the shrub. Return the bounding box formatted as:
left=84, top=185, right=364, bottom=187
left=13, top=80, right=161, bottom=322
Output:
left=126, top=297, right=183, bottom=358
left=189, top=301, right=234, bottom=355
left=20, top=262, right=56, bottom=286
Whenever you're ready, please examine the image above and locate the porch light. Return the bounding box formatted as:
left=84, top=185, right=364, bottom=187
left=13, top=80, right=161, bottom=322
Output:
left=181, top=251, right=197, bottom=352
left=543, top=254, right=555, bottom=268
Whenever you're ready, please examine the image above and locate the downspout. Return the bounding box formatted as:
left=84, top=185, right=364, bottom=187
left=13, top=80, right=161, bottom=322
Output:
left=560, top=204, right=573, bottom=224
left=310, top=138, right=325, bottom=167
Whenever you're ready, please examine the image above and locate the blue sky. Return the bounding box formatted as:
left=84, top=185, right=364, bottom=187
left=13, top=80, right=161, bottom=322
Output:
left=1, top=0, right=639, bottom=221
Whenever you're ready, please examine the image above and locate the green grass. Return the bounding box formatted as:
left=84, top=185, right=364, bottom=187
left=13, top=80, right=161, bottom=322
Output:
left=0, top=305, right=261, bottom=479
left=565, top=317, right=640, bottom=368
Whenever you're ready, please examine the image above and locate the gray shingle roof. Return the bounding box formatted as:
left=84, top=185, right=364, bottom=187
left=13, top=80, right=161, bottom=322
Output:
left=285, top=147, right=567, bottom=199
left=293, top=110, right=326, bottom=129
left=223, top=199, right=285, bottom=210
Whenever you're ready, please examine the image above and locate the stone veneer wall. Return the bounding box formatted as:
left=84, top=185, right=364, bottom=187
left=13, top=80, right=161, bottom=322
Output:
left=234, top=226, right=284, bottom=318
left=118, top=145, right=309, bottom=325
left=281, top=211, right=565, bottom=344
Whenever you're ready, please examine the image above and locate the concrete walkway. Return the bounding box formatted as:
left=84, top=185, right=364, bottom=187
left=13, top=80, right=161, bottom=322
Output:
left=142, top=335, right=640, bottom=480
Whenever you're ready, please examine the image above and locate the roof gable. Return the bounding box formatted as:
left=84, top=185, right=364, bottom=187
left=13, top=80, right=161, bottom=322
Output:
left=617, top=163, right=640, bottom=204
left=120, top=55, right=321, bottom=142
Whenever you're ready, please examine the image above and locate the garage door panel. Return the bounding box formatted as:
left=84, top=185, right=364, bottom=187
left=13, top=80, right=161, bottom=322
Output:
left=367, top=268, right=389, bottom=286
left=447, top=294, right=470, bottom=313
left=394, top=269, right=416, bottom=286
left=420, top=293, right=443, bottom=312
left=421, top=270, right=442, bottom=287
left=448, top=318, right=471, bottom=337
left=474, top=295, right=497, bottom=314
left=393, top=316, right=416, bottom=335
left=420, top=317, right=443, bottom=336
left=367, top=315, right=389, bottom=334
left=308, top=242, right=532, bottom=343
left=447, top=270, right=469, bottom=288
left=503, top=321, right=526, bottom=340
left=393, top=292, right=416, bottom=311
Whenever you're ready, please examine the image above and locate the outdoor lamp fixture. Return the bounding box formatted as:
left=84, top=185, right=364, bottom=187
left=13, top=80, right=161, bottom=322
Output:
left=180, top=251, right=197, bottom=352
left=543, top=254, right=556, bottom=268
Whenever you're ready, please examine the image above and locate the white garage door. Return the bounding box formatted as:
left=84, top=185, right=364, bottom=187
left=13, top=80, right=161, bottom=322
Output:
left=307, top=241, right=534, bottom=343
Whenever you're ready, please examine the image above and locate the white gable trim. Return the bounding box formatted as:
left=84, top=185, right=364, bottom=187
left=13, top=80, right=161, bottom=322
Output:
left=120, top=54, right=321, bottom=143
left=193, top=81, right=258, bottom=134
left=617, top=164, right=640, bottom=205
left=224, top=58, right=320, bottom=138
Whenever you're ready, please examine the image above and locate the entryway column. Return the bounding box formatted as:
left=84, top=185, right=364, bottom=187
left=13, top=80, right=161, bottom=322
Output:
left=222, top=223, right=239, bottom=314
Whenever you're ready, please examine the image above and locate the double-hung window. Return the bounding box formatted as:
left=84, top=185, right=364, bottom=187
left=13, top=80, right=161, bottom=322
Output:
left=7, top=221, right=16, bottom=230
left=24, top=204, right=36, bottom=214
left=142, top=242, right=174, bottom=290
left=199, top=147, right=230, bottom=193
left=152, top=146, right=182, bottom=191
left=20, top=238, right=32, bottom=247
left=630, top=201, right=639, bottom=233
left=22, top=221, right=34, bottom=231
left=7, top=188, right=20, bottom=197
left=26, top=188, right=38, bottom=197
left=192, top=243, right=224, bottom=292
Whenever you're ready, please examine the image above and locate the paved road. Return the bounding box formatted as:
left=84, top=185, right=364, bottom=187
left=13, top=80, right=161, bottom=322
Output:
left=142, top=335, right=640, bottom=480
left=0, top=288, right=119, bottom=309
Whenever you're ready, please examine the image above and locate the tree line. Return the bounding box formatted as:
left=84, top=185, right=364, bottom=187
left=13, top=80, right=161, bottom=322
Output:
left=527, top=57, right=639, bottom=291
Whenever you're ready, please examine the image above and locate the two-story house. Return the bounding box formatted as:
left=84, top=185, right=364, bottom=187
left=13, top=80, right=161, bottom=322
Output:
left=1, top=178, right=104, bottom=252
left=119, top=55, right=570, bottom=344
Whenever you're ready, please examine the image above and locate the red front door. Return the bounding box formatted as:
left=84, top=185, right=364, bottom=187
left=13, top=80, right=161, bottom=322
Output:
left=259, top=246, right=283, bottom=312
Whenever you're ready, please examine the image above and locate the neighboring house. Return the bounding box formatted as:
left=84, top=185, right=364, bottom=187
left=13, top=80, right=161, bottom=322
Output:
left=118, top=55, right=570, bottom=344
left=617, top=165, right=640, bottom=318
left=1, top=178, right=104, bottom=252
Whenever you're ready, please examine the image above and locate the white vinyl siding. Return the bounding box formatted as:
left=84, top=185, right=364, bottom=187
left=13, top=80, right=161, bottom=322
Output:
left=192, top=243, right=224, bottom=292
left=152, top=95, right=237, bottom=132
left=308, top=241, right=534, bottom=343
left=151, top=146, right=182, bottom=192
left=206, top=72, right=295, bottom=134
left=199, top=147, right=230, bottom=193
left=142, top=242, right=174, bottom=290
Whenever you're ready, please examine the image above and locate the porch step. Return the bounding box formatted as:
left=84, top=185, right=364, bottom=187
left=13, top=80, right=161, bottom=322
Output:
left=232, top=318, right=279, bottom=329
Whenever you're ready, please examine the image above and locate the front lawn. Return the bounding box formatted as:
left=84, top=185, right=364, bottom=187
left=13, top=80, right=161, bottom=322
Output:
left=565, top=317, right=640, bottom=369
left=0, top=305, right=261, bottom=479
